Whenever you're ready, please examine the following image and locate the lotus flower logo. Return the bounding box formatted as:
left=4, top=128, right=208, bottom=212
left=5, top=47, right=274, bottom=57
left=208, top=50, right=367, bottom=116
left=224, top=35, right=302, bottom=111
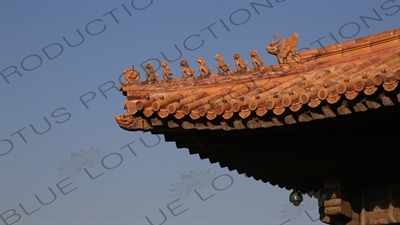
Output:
left=59, top=147, right=106, bottom=178
left=280, top=189, right=326, bottom=224
left=169, top=168, right=216, bottom=200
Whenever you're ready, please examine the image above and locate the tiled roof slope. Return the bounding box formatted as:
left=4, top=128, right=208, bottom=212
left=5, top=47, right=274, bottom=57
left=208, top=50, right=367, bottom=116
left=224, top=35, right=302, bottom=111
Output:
left=116, top=28, right=400, bottom=132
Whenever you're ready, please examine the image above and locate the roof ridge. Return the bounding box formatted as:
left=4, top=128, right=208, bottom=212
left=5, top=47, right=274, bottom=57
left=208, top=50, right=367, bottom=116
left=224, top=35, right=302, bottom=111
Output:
left=299, top=28, right=400, bottom=64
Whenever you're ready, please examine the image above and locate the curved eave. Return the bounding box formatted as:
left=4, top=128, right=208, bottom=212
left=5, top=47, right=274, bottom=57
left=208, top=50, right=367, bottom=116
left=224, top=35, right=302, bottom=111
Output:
left=115, top=28, right=400, bottom=190
left=118, top=28, right=400, bottom=129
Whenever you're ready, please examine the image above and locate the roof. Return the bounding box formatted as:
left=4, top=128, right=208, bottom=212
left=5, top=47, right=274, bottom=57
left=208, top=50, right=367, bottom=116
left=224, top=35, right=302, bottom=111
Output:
left=115, top=28, right=400, bottom=190
left=116, top=28, right=400, bottom=132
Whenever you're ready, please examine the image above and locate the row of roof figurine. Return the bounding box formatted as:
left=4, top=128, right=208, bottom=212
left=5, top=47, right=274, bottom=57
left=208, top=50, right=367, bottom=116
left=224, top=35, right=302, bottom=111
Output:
left=122, top=51, right=265, bottom=83
left=122, top=33, right=301, bottom=83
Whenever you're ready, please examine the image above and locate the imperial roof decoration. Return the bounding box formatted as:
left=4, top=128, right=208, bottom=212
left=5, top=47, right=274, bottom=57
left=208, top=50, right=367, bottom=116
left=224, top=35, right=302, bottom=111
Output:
left=116, top=28, right=400, bottom=132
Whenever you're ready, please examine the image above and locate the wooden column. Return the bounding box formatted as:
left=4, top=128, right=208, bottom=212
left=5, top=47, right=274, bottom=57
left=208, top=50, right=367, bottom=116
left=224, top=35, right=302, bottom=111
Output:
left=320, top=179, right=400, bottom=225
left=320, top=178, right=360, bottom=225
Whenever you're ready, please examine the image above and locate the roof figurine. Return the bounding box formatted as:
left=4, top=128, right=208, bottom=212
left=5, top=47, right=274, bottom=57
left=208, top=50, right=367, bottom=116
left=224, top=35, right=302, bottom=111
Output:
left=266, top=32, right=301, bottom=72
left=145, top=61, right=159, bottom=82
left=233, top=53, right=248, bottom=71
left=179, top=59, right=195, bottom=78
left=122, top=65, right=140, bottom=83
left=197, top=57, right=212, bottom=77
left=214, top=54, right=230, bottom=74
left=161, top=61, right=173, bottom=80
left=249, top=50, right=264, bottom=69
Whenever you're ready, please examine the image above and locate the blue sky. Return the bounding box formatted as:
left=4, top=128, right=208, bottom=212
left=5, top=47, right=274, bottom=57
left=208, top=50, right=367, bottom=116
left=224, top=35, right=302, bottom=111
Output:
left=1, top=0, right=399, bottom=224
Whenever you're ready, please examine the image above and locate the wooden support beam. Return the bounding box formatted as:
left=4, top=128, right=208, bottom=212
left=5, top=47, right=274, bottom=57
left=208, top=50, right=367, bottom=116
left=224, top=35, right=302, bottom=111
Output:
left=233, top=120, right=246, bottom=129
left=337, top=106, right=352, bottom=115
left=150, top=117, right=163, bottom=126
left=167, top=120, right=180, bottom=128
left=298, top=113, right=313, bottom=122
left=247, top=119, right=261, bottom=129
left=353, top=102, right=368, bottom=112
left=322, top=105, right=337, bottom=118
left=381, top=96, right=395, bottom=106
left=284, top=115, right=297, bottom=124
left=311, top=111, right=326, bottom=120
left=365, top=100, right=381, bottom=109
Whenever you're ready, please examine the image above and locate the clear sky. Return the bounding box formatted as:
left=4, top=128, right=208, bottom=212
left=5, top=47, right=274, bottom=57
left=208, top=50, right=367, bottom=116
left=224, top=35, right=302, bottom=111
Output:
left=1, top=0, right=399, bottom=224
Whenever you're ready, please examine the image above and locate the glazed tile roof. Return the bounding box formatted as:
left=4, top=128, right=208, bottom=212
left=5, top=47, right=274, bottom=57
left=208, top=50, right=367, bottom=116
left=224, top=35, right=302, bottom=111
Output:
left=116, top=28, right=400, bottom=132
left=115, top=28, right=400, bottom=189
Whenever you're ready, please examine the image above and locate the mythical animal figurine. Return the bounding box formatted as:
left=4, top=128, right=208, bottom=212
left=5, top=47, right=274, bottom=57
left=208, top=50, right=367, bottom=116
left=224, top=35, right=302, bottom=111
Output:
left=197, top=57, right=211, bottom=76
left=179, top=59, right=195, bottom=78
left=122, top=65, right=140, bottom=83
left=233, top=53, right=248, bottom=71
left=145, top=62, right=159, bottom=82
left=161, top=61, right=173, bottom=80
left=214, top=54, right=230, bottom=73
left=266, top=32, right=301, bottom=65
left=249, top=50, right=264, bottom=69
